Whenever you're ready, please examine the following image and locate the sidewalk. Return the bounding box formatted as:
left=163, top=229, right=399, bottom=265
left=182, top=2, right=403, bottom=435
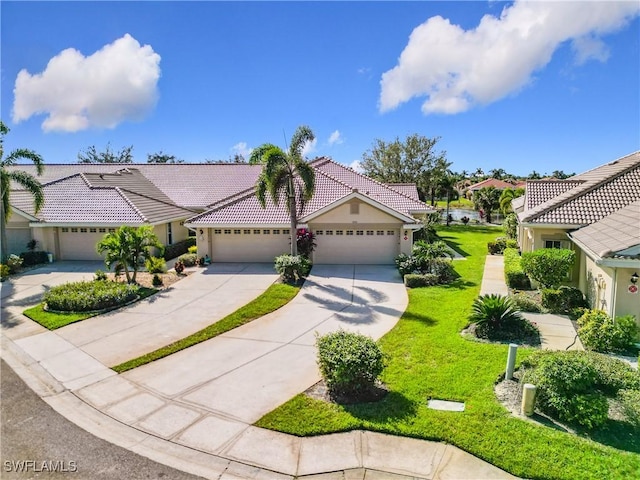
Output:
left=480, top=255, right=583, bottom=351
left=1, top=263, right=518, bottom=480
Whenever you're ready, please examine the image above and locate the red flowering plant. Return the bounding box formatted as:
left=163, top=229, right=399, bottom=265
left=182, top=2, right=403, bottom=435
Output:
left=296, top=228, right=316, bottom=259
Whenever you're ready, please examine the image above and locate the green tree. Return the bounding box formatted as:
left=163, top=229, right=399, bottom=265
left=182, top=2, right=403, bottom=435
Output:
left=96, top=226, right=163, bottom=284
left=473, top=186, right=501, bottom=223
left=250, top=126, right=316, bottom=256
left=360, top=134, right=448, bottom=201
left=499, top=187, right=525, bottom=214
left=0, top=121, right=45, bottom=260
left=78, top=143, right=134, bottom=163
left=147, top=151, right=184, bottom=163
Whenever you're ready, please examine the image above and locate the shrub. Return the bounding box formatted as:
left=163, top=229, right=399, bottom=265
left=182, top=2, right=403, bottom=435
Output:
left=145, top=256, right=167, bottom=274
left=520, top=248, right=575, bottom=288
left=152, top=274, right=163, bottom=287
left=26, top=239, right=38, bottom=251
left=504, top=248, right=531, bottom=289
left=503, top=213, right=518, bottom=239
left=188, top=245, right=198, bottom=254
left=487, top=237, right=516, bottom=255
left=177, top=253, right=198, bottom=267
left=94, top=269, right=108, bottom=281
left=460, top=216, right=470, bottom=225
left=542, top=286, right=586, bottom=314
left=163, top=238, right=196, bottom=261
left=274, top=254, right=311, bottom=283
left=395, top=254, right=419, bottom=276
left=619, top=389, right=640, bottom=427
left=577, top=310, right=638, bottom=353
left=316, top=330, right=384, bottom=397
left=510, top=292, right=543, bottom=313
left=587, top=352, right=640, bottom=394
left=297, top=229, right=316, bottom=258
left=404, top=274, right=440, bottom=288
left=0, top=264, right=9, bottom=281
left=430, top=258, right=458, bottom=283
left=44, top=280, right=139, bottom=312
left=174, top=260, right=185, bottom=274
left=468, top=294, right=538, bottom=342
left=6, top=254, right=23, bottom=274
left=20, top=250, right=49, bottom=267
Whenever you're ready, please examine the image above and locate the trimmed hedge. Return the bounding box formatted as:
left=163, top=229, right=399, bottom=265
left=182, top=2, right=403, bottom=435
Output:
left=404, top=273, right=440, bottom=288
left=504, top=248, right=530, bottom=289
left=177, top=253, right=198, bottom=267
left=44, top=280, right=140, bottom=312
left=577, top=310, right=638, bottom=353
left=20, top=250, right=49, bottom=267
left=487, top=237, right=518, bottom=255
left=541, top=286, right=586, bottom=313
left=163, top=238, right=196, bottom=261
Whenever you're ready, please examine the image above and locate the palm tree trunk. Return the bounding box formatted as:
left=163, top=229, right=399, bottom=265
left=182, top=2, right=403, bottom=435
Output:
left=289, top=178, right=298, bottom=256
left=0, top=200, right=8, bottom=261
left=445, top=189, right=451, bottom=226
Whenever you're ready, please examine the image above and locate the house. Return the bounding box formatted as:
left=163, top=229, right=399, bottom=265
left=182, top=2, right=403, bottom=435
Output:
left=515, top=151, right=640, bottom=320
left=6, top=158, right=433, bottom=264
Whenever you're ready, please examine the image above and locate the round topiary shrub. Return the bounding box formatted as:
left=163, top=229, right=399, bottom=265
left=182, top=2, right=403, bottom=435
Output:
left=316, top=330, right=384, bottom=400
left=44, top=280, right=139, bottom=312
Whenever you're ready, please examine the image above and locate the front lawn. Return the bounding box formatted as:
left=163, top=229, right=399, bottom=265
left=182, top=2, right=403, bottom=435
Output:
left=256, top=226, right=640, bottom=480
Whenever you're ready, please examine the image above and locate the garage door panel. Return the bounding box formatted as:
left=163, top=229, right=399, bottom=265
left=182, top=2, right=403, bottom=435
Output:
left=210, top=230, right=290, bottom=263
left=313, top=228, right=399, bottom=265
left=59, top=229, right=106, bottom=260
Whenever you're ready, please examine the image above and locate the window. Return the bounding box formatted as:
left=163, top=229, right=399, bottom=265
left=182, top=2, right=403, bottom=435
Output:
left=254, top=229, right=261, bottom=234
left=167, top=223, right=173, bottom=244
left=234, top=229, right=241, bottom=235
left=326, top=230, right=333, bottom=235
left=214, top=229, right=222, bottom=234
left=377, top=230, right=384, bottom=236
left=350, top=202, right=360, bottom=214
left=99, top=228, right=106, bottom=233
left=71, top=228, right=78, bottom=233
left=315, top=230, right=323, bottom=235
left=545, top=240, right=563, bottom=249
left=366, top=230, right=374, bottom=236
left=108, top=228, right=116, bottom=233
left=283, top=229, right=290, bottom=235
left=244, top=229, right=251, bottom=234
left=188, top=229, right=196, bottom=237
left=356, top=230, right=364, bottom=236
left=273, top=229, right=281, bottom=234
left=80, top=228, right=88, bottom=233
left=346, top=230, right=354, bottom=236
left=387, top=230, right=395, bottom=236
left=263, top=229, right=270, bottom=235
left=224, top=229, right=231, bottom=234
left=89, top=228, right=97, bottom=233
left=61, top=227, right=69, bottom=233
left=336, top=230, right=344, bottom=235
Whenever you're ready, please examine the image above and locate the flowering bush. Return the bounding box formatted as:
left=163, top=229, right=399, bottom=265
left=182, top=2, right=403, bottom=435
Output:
left=296, top=229, right=316, bottom=258
left=6, top=254, right=23, bottom=274
left=274, top=254, right=311, bottom=283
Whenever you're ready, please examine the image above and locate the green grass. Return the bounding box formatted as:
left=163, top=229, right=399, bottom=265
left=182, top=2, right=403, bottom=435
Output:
left=23, top=287, right=157, bottom=330
left=256, top=226, right=640, bottom=480
left=113, top=282, right=300, bottom=373
left=435, top=198, right=474, bottom=209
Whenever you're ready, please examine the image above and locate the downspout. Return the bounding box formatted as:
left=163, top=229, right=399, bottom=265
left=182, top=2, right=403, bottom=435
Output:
left=611, top=268, right=618, bottom=319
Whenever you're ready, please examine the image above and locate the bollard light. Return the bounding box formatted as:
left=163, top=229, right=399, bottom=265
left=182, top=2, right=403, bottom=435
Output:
left=505, top=343, right=518, bottom=380
left=521, top=383, right=537, bottom=416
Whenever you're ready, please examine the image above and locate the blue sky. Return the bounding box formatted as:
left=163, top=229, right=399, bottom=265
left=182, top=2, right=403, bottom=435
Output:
left=2, top=1, right=639, bottom=177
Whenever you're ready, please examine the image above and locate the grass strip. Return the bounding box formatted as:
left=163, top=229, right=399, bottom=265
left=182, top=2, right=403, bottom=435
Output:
left=23, top=287, right=158, bottom=330
left=112, top=282, right=300, bottom=373
left=256, top=226, right=640, bottom=480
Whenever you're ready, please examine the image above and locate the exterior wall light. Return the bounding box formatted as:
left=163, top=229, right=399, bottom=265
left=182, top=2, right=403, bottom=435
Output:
left=631, top=272, right=639, bottom=284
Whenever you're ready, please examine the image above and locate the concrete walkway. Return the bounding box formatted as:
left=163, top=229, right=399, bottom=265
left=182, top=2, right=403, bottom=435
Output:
left=479, top=255, right=583, bottom=351
left=1, top=263, right=517, bottom=479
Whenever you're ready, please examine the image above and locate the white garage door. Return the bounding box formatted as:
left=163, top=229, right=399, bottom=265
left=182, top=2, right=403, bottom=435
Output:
left=59, top=227, right=107, bottom=260
left=210, top=228, right=290, bottom=262
left=313, top=228, right=399, bottom=264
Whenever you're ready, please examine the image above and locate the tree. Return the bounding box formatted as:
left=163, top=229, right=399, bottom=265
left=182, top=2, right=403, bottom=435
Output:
left=499, top=187, right=525, bottom=214
left=437, top=170, right=458, bottom=225
left=489, top=168, right=507, bottom=180
left=251, top=126, right=316, bottom=256
left=527, top=170, right=542, bottom=180
left=96, top=225, right=163, bottom=284
left=0, top=121, right=45, bottom=261
left=360, top=134, right=448, bottom=201
left=551, top=170, right=574, bottom=179
left=473, top=186, right=501, bottom=223
left=147, top=151, right=183, bottom=163
left=78, top=143, right=134, bottom=163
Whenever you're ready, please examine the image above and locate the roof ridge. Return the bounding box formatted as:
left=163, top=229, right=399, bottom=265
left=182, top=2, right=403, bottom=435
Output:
left=313, top=165, right=355, bottom=191
left=569, top=150, right=640, bottom=180
left=115, top=187, right=148, bottom=223
left=119, top=188, right=197, bottom=213
left=43, top=173, right=84, bottom=187
left=207, top=186, right=257, bottom=209
left=190, top=188, right=260, bottom=223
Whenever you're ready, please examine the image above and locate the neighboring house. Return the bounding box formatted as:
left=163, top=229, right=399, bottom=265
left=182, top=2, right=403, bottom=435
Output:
left=515, top=151, right=640, bottom=321
left=6, top=158, right=432, bottom=264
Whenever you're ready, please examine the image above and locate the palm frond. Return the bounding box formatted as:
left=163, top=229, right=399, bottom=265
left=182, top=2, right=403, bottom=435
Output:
left=248, top=143, right=279, bottom=165
left=256, top=175, right=269, bottom=208
left=263, top=147, right=288, bottom=180
left=294, top=159, right=316, bottom=201
left=6, top=149, right=44, bottom=175
left=289, top=125, right=314, bottom=159
left=268, top=168, right=290, bottom=207
left=7, top=170, right=45, bottom=214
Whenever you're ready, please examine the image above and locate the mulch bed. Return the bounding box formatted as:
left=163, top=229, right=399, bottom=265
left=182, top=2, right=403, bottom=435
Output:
left=305, top=379, right=389, bottom=405
left=107, top=270, right=191, bottom=289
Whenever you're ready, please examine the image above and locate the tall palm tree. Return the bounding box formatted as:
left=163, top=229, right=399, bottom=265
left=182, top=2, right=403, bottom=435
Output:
left=473, top=186, right=501, bottom=223
left=499, top=187, right=525, bottom=214
left=0, top=121, right=45, bottom=261
left=251, top=126, right=316, bottom=256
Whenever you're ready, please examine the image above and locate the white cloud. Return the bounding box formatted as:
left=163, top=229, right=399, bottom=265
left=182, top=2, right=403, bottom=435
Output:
left=379, top=1, right=639, bottom=115
left=349, top=160, right=363, bottom=173
left=13, top=34, right=161, bottom=132
left=328, top=130, right=343, bottom=146
left=301, top=138, right=317, bottom=157
left=231, top=141, right=252, bottom=158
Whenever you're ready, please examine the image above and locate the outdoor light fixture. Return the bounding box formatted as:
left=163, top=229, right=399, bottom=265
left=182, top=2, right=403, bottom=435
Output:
left=631, top=272, right=639, bottom=284
left=199, top=229, right=204, bottom=235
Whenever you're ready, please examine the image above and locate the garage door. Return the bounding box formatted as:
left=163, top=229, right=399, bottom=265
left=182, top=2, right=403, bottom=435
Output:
left=313, top=228, right=399, bottom=264
left=59, top=227, right=107, bottom=260
left=210, top=228, right=290, bottom=262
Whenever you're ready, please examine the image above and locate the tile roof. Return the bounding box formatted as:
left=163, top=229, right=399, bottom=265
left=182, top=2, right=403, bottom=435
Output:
left=467, top=178, right=515, bottom=190
left=519, top=151, right=640, bottom=225
left=387, top=183, right=421, bottom=200
left=569, top=200, right=640, bottom=259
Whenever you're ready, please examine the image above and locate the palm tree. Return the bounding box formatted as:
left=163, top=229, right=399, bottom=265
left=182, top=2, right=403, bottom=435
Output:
left=251, top=126, right=316, bottom=256
left=0, top=121, right=45, bottom=261
left=96, top=226, right=163, bottom=283
left=499, top=187, right=525, bottom=214
left=473, top=186, right=501, bottom=223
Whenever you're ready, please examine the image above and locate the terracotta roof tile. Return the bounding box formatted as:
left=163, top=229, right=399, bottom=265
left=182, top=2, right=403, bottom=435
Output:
left=467, top=178, right=515, bottom=190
